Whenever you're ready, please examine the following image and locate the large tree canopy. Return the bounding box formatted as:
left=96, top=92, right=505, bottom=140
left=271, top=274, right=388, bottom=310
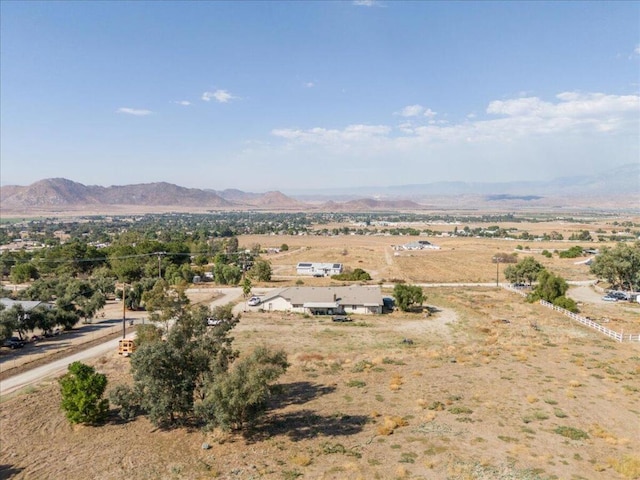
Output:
left=393, top=284, right=425, bottom=312
left=503, top=257, right=544, bottom=285
left=590, top=242, right=640, bottom=291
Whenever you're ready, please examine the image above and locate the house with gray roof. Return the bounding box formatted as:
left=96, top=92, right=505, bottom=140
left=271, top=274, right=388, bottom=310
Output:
left=0, top=298, right=52, bottom=312
left=259, top=285, right=383, bottom=315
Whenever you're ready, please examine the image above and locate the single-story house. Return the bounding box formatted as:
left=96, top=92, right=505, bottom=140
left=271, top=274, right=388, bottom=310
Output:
left=394, top=240, right=441, bottom=251
left=296, top=262, right=343, bottom=277
left=259, top=285, right=383, bottom=315
left=0, top=298, right=52, bottom=312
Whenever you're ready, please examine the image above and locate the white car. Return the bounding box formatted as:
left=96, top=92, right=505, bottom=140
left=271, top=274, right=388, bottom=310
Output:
left=247, top=296, right=261, bottom=306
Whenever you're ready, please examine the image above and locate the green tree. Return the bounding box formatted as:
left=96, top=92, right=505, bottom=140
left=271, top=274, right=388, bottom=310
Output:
left=0, top=303, right=18, bottom=343
left=196, top=346, right=289, bottom=431
left=112, top=305, right=240, bottom=427
left=141, top=279, right=190, bottom=332
left=393, top=284, right=425, bottom=312
left=529, top=270, right=569, bottom=303
left=249, top=259, right=272, bottom=282
left=590, top=242, right=640, bottom=291
left=134, top=324, right=164, bottom=347
left=280, top=243, right=289, bottom=252
left=242, top=277, right=252, bottom=297
left=59, top=361, right=109, bottom=425
left=9, top=262, right=39, bottom=284
left=503, top=256, right=544, bottom=285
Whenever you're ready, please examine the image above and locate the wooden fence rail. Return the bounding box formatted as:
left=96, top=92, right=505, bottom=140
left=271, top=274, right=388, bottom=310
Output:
left=502, top=285, right=639, bottom=343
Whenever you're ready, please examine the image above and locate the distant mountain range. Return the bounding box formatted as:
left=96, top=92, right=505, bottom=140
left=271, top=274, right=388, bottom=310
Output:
left=0, top=163, right=638, bottom=215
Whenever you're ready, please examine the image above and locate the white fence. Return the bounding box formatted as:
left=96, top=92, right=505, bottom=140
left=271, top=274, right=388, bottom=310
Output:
left=502, top=285, right=639, bottom=343
left=538, top=300, right=624, bottom=342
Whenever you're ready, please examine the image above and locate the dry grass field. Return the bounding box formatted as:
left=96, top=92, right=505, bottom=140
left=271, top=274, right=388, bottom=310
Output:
left=1, top=219, right=639, bottom=480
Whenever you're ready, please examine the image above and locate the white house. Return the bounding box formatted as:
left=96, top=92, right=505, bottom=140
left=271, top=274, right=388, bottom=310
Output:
left=258, top=285, right=383, bottom=315
left=296, top=262, right=343, bottom=277
left=394, top=240, right=441, bottom=251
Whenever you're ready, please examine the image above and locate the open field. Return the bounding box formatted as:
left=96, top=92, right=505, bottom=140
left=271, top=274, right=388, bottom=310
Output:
left=240, top=234, right=623, bottom=284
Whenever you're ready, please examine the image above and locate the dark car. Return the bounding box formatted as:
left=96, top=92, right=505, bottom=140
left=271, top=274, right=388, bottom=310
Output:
left=3, top=337, right=26, bottom=349
left=332, top=315, right=351, bottom=322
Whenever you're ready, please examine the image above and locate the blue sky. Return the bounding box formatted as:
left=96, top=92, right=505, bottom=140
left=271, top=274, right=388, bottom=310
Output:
left=1, top=1, right=638, bottom=192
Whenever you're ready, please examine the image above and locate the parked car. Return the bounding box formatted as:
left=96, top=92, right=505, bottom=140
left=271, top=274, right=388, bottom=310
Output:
left=247, top=296, right=261, bottom=307
left=602, top=295, right=618, bottom=302
left=3, top=337, right=26, bottom=349
left=332, top=315, right=351, bottom=322
left=206, top=318, right=222, bottom=326
left=609, top=291, right=629, bottom=301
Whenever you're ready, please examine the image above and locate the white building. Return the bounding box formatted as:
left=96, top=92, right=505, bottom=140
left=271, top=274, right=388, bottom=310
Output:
left=296, top=262, right=343, bottom=277
left=258, top=285, right=383, bottom=315
left=394, top=240, right=441, bottom=251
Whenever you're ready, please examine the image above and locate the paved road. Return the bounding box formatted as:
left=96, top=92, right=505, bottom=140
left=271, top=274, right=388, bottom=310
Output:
left=0, top=287, right=245, bottom=397
left=0, top=332, right=135, bottom=396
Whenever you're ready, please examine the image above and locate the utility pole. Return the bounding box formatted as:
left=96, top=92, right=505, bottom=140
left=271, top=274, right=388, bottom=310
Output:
left=492, top=255, right=502, bottom=287
left=122, top=283, right=126, bottom=339
left=157, top=251, right=167, bottom=279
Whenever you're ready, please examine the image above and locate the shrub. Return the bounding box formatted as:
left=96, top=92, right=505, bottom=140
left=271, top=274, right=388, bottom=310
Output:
left=554, top=426, right=589, bottom=440
left=558, top=246, right=584, bottom=258
left=552, top=296, right=579, bottom=313
left=134, top=323, right=163, bottom=347
left=59, top=361, right=109, bottom=425
left=332, top=268, right=371, bottom=281
left=109, top=385, right=141, bottom=421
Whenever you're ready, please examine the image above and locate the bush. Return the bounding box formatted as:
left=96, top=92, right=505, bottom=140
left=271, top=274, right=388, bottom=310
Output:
left=59, top=361, right=109, bottom=425
left=134, top=324, right=163, bottom=347
left=109, top=385, right=141, bottom=421
left=552, top=296, right=579, bottom=313
left=331, top=268, right=371, bottom=281
left=554, top=426, right=589, bottom=440
left=558, top=246, right=584, bottom=258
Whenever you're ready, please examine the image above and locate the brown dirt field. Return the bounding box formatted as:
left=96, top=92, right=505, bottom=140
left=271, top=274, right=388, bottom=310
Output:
left=2, top=287, right=639, bottom=480
left=240, top=233, right=623, bottom=284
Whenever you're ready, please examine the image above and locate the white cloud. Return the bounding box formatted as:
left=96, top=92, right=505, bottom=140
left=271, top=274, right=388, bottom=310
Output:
left=354, top=0, right=376, bottom=6
left=396, top=105, right=437, bottom=118
left=272, top=124, right=391, bottom=143
left=202, top=89, right=237, bottom=103
left=634, top=45, right=640, bottom=56
left=305, top=82, right=315, bottom=88
left=116, top=107, right=152, bottom=116
left=174, top=100, right=191, bottom=106
left=423, top=108, right=437, bottom=118
left=262, top=91, right=639, bottom=185
left=397, top=104, right=424, bottom=117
